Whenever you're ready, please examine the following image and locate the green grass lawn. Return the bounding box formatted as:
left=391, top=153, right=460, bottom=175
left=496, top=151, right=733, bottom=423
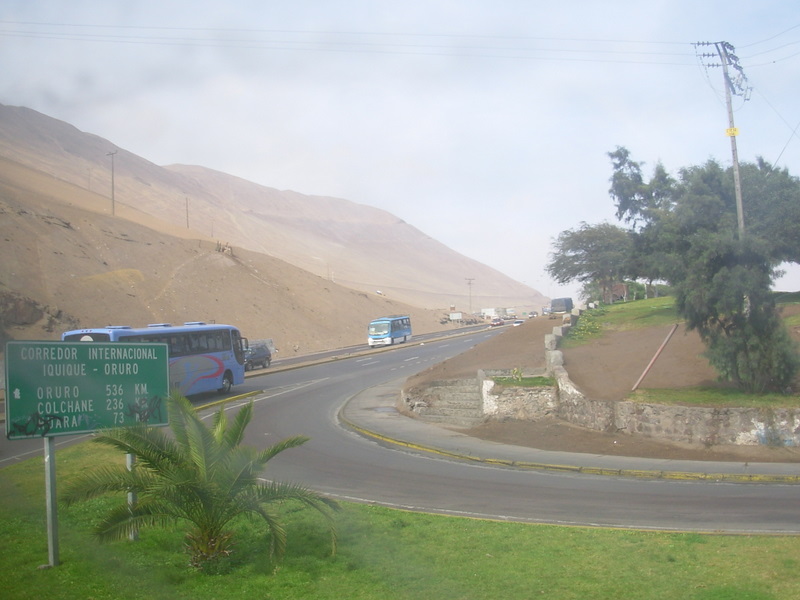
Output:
left=631, top=387, right=800, bottom=409
left=561, top=297, right=680, bottom=348
left=568, top=295, right=800, bottom=339
left=2, top=440, right=799, bottom=600
left=492, top=375, right=555, bottom=388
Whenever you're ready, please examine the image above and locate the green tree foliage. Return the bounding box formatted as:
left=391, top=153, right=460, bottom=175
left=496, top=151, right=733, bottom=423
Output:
left=61, top=392, right=339, bottom=571
left=608, top=146, right=675, bottom=228
left=607, top=147, right=800, bottom=392
left=546, top=222, right=632, bottom=303
left=675, top=235, right=799, bottom=392
left=611, top=147, right=800, bottom=272
left=741, top=158, right=800, bottom=264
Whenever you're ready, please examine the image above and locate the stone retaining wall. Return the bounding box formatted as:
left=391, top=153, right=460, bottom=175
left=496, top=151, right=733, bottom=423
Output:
left=404, top=309, right=800, bottom=447
left=479, top=369, right=556, bottom=421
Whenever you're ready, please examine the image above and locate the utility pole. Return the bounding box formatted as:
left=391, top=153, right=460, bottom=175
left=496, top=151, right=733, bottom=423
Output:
left=696, top=41, right=752, bottom=314
left=465, top=278, right=475, bottom=315
left=695, top=41, right=751, bottom=238
left=106, top=150, right=117, bottom=216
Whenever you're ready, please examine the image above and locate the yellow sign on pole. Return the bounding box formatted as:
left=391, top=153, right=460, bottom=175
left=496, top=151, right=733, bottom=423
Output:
left=726, top=127, right=739, bottom=137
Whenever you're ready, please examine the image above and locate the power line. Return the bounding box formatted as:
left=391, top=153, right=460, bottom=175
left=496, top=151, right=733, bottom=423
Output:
left=738, top=23, right=800, bottom=48
left=0, top=20, right=699, bottom=65
left=4, top=19, right=798, bottom=67
left=753, top=88, right=800, bottom=168
left=0, top=19, right=693, bottom=45
left=733, top=22, right=800, bottom=66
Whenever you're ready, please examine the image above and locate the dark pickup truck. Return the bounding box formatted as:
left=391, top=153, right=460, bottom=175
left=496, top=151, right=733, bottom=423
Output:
left=244, top=344, right=271, bottom=371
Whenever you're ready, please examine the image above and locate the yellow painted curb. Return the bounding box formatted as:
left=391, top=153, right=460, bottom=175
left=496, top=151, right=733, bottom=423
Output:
left=340, top=416, right=800, bottom=484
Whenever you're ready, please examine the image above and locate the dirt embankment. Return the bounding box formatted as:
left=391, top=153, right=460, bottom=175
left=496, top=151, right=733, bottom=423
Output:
left=408, top=309, right=800, bottom=463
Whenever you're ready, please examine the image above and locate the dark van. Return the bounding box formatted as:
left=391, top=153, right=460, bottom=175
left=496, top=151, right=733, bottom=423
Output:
left=550, top=297, right=574, bottom=314
left=244, top=344, right=271, bottom=371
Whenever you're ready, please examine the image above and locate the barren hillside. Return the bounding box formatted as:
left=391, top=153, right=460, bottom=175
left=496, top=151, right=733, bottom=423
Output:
left=0, top=156, right=456, bottom=358
left=0, top=103, right=547, bottom=312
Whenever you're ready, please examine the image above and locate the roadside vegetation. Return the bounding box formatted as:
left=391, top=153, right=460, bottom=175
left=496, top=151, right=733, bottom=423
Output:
left=548, top=150, right=800, bottom=393
left=60, top=393, right=338, bottom=573
left=560, top=297, right=680, bottom=348
left=631, top=386, right=800, bottom=408
left=492, top=375, right=555, bottom=388
left=563, top=295, right=799, bottom=345
left=2, top=439, right=800, bottom=599
left=492, top=367, right=555, bottom=388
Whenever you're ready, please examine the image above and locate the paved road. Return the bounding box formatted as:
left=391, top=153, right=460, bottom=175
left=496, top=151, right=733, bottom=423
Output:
left=223, top=332, right=800, bottom=534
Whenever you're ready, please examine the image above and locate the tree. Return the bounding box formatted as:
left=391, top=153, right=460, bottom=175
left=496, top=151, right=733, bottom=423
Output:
left=61, top=392, right=339, bottom=571
left=739, top=158, right=800, bottom=264
left=607, top=149, right=800, bottom=392
left=608, top=146, right=675, bottom=229
left=674, top=234, right=799, bottom=392
left=610, top=150, right=800, bottom=280
left=546, top=222, right=633, bottom=303
left=607, top=147, right=679, bottom=296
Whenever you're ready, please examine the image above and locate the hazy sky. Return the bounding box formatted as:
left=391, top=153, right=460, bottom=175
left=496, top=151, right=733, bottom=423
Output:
left=2, top=1, right=799, bottom=300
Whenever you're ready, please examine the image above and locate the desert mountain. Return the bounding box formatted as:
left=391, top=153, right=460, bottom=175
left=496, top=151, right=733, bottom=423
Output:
left=0, top=155, right=461, bottom=355
left=0, top=104, right=547, bottom=312
left=0, top=103, right=546, bottom=357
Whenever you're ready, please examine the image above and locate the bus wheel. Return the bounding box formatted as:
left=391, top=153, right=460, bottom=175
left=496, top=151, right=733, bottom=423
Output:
left=218, top=372, right=233, bottom=394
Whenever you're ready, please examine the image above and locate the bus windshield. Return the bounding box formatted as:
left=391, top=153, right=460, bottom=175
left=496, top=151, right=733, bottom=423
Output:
left=368, top=322, right=390, bottom=336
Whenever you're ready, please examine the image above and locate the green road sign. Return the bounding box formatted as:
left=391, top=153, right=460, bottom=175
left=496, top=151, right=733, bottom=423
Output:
left=5, top=341, right=169, bottom=440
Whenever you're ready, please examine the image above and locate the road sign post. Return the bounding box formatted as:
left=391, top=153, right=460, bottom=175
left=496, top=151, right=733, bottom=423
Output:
left=44, top=436, right=58, bottom=567
left=4, top=341, right=169, bottom=567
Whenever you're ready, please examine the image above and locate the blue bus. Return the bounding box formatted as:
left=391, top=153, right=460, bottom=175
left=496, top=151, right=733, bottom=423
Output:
left=62, top=322, right=247, bottom=395
left=367, top=315, right=412, bottom=347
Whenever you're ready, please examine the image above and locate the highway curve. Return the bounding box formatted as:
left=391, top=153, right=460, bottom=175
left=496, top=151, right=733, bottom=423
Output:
left=229, top=332, right=800, bottom=534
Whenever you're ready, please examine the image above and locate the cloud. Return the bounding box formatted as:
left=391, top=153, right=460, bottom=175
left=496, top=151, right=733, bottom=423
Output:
left=1, top=0, right=799, bottom=300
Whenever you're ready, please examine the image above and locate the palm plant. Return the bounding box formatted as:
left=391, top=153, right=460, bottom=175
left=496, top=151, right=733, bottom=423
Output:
left=61, top=391, right=339, bottom=570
